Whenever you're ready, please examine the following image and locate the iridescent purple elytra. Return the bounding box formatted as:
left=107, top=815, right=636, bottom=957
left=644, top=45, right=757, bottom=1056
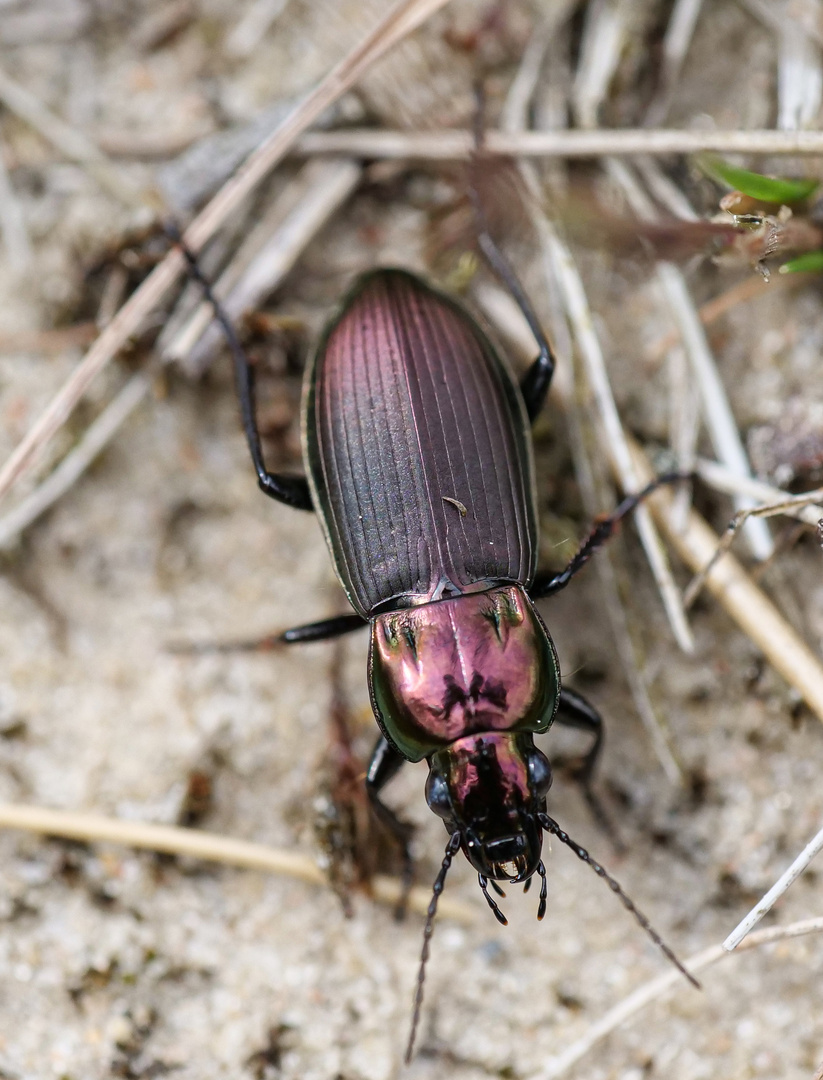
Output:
left=304, top=269, right=559, bottom=882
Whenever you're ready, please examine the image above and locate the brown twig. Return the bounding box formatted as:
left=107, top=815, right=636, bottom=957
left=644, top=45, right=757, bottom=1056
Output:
left=0, top=802, right=475, bottom=923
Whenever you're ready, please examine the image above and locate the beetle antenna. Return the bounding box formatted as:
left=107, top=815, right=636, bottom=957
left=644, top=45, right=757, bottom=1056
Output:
left=538, top=813, right=700, bottom=989
left=478, top=874, right=508, bottom=925
left=405, top=832, right=461, bottom=1064
left=536, top=860, right=547, bottom=921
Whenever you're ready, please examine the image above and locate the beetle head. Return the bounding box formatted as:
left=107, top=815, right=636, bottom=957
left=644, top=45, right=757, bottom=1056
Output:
left=425, top=732, right=552, bottom=880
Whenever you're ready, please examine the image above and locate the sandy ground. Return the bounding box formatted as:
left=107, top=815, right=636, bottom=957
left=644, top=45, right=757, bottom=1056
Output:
left=1, top=2, right=823, bottom=1078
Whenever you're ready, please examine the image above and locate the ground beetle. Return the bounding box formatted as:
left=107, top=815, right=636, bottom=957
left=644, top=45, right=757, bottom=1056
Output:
left=177, top=224, right=698, bottom=1059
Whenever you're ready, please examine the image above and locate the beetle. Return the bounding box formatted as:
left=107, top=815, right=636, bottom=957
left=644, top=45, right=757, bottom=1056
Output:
left=176, top=231, right=697, bottom=1058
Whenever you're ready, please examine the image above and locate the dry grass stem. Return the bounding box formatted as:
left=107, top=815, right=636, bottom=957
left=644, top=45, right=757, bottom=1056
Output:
left=684, top=485, right=823, bottom=607
left=0, top=63, right=146, bottom=208
left=695, top=459, right=823, bottom=526
left=0, top=0, right=452, bottom=507
left=0, top=374, right=151, bottom=551
left=168, top=157, right=361, bottom=375
left=541, top=225, right=695, bottom=654
left=777, top=13, right=823, bottom=131
left=533, top=915, right=823, bottom=1079
left=572, top=0, right=625, bottom=128
left=0, top=802, right=476, bottom=924
left=645, top=0, right=705, bottom=125
left=646, top=273, right=801, bottom=364
left=295, top=126, right=823, bottom=159
left=724, top=823, right=823, bottom=950
left=628, top=441, right=823, bottom=724
left=606, top=158, right=774, bottom=560
left=738, top=0, right=823, bottom=49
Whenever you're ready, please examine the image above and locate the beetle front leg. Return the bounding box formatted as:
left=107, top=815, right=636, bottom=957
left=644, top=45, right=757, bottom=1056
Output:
left=555, top=687, right=623, bottom=850
left=366, top=735, right=415, bottom=911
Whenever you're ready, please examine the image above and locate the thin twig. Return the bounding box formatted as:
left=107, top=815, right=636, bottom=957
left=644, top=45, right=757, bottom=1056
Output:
left=533, top=915, right=823, bottom=1079
left=777, top=11, right=823, bottom=131
left=498, top=11, right=692, bottom=656
left=0, top=0, right=452, bottom=507
left=628, top=441, right=823, bottom=724
left=499, top=1, right=577, bottom=134
left=168, top=157, right=361, bottom=375
left=0, top=62, right=146, bottom=208
left=294, top=126, right=823, bottom=159
left=645, top=0, right=706, bottom=126
left=695, top=459, right=823, bottom=526
left=571, top=0, right=625, bottom=129
left=738, top=0, right=823, bottom=49
left=0, top=802, right=475, bottom=923
left=0, top=374, right=151, bottom=551
left=646, top=272, right=802, bottom=364
left=724, top=823, right=823, bottom=950
left=684, top=486, right=823, bottom=607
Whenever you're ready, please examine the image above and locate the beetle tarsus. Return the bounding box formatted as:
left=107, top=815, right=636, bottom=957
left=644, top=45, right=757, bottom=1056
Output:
left=536, top=860, right=547, bottom=921
left=530, top=472, right=695, bottom=600
left=478, top=874, right=509, bottom=925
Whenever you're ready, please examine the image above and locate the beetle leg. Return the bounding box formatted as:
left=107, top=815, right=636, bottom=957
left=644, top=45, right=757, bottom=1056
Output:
left=467, top=96, right=556, bottom=423
left=529, top=472, right=694, bottom=599
left=281, top=613, right=367, bottom=644
left=554, top=687, right=623, bottom=851
left=169, top=224, right=313, bottom=511
left=366, top=735, right=415, bottom=914
left=467, top=189, right=556, bottom=423
left=167, top=613, right=367, bottom=655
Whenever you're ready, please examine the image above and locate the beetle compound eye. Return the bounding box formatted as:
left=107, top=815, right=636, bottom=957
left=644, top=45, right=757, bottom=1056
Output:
left=527, top=749, right=552, bottom=798
left=425, top=772, right=453, bottom=819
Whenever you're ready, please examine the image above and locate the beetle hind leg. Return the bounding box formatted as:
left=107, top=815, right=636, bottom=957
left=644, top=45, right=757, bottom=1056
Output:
left=168, top=224, right=313, bottom=512
left=366, top=736, right=416, bottom=917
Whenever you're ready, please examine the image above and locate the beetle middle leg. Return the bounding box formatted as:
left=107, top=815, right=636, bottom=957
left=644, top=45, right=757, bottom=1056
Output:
left=366, top=735, right=415, bottom=913
left=529, top=472, right=694, bottom=600
left=554, top=687, right=623, bottom=850
left=168, top=613, right=367, bottom=655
